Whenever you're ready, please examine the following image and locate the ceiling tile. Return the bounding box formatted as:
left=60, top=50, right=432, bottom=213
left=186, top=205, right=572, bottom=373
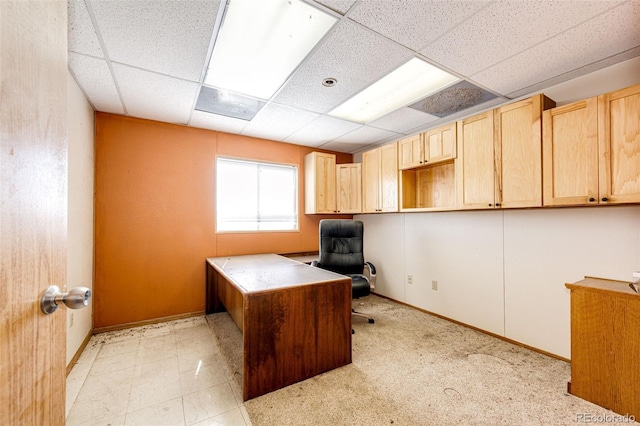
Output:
left=274, top=20, right=412, bottom=113
left=284, top=115, right=361, bottom=146
left=88, top=0, right=219, bottom=81
left=349, top=0, right=490, bottom=52
left=113, top=64, right=199, bottom=125
left=190, top=110, right=248, bottom=135
left=471, top=1, right=640, bottom=95
left=69, top=53, right=123, bottom=114
left=68, top=0, right=104, bottom=57
left=329, top=125, right=399, bottom=145
left=312, top=0, right=357, bottom=15
left=368, top=108, right=439, bottom=134
left=241, top=103, right=320, bottom=141
left=420, top=1, right=620, bottom=77
left=318, top=141, right=374, bottom=153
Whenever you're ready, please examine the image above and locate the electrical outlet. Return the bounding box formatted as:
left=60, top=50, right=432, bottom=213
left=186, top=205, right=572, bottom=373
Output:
left=70, top=313, right=74, bottom=328
left=407, top=274, right=413, bottom=285
left=432, top=280, right=438, bottom=290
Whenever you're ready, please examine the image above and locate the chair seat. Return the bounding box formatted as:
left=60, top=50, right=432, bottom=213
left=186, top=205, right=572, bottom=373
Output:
left=351, top=275, right=370, bottom=299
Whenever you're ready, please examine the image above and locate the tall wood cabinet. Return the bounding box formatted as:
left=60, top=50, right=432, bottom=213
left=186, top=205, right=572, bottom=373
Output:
left=565, top=277, right=640, bottom=419
left=304, top=152, right=336, bottom=214
left=542, top=83, right=640, bottom=206
left=542, top=97, right=599, bottom=206
left=362, top=142, right=398, bottom=213
left=455, top=94, right=555, bottom=210
left=456, top=111, right=496, bottom=209
left=598, top=84, right=640, bottom=204
left=336, top=163, right=362, bottom=213
left=494, top=94, right=555, bottom=208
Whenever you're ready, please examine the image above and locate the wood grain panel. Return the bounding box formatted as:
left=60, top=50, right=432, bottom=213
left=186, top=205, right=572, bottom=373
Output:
left=244, top=281, right=351, bottom=400
left=542, top=98, right=599, bottom=206
left=599, top=84, right=640, bottom=204
left=567, top=278, right=640, bottom=418
left=416, top=162, right=456, bottom=209
left=1, top=1, right=67, bottom=424
left=456, top=112, right=495, bottom=209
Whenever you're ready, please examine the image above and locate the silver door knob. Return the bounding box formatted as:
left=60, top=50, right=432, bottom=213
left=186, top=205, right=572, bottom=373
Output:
left=40, top=285, right=91, bottom=315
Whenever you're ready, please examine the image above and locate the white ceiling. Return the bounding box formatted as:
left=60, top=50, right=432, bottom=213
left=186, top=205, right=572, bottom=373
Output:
left=68, top=0, right=640, bottom=154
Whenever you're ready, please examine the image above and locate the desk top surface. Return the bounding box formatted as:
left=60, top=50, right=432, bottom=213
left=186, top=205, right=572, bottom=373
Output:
left=207, top=254, right=348, bottom=293
left=565, top=276, right=640, bottom=298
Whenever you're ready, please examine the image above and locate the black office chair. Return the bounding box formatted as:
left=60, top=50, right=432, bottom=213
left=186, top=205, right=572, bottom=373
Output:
left=311, top=219, right=376, bottom=325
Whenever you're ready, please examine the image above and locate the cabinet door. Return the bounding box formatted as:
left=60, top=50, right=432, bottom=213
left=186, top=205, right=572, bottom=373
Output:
left=456, top=112, right=496, bottom=209
left=336, top=163, right=362, bottom=213
left=542, top=97, right=599, bottom=206
left=495, top=94, right=553, bottom=208
left=362, top=148, right=381, bottom=213
left=304, top=152, right=336, bottom=214
left=379, top=142, right=399, bottom=212
left=398, top=134, right=423, bottom=170
left=424, top=122, right=457, bottom=165
left=598, top=84, right=640, bottom=204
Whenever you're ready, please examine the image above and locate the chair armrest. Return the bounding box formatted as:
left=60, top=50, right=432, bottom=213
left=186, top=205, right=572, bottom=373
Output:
left=364, top=262, right=376, bottom=290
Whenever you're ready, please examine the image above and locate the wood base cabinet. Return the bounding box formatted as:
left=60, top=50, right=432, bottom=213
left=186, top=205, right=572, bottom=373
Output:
left=566, top=277, right=640, bottom=419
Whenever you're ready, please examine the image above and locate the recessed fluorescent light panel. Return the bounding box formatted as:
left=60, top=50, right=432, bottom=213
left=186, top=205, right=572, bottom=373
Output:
left=204, top=0, right=337, bottom=101
left=329, top=58, right=460, bottom=124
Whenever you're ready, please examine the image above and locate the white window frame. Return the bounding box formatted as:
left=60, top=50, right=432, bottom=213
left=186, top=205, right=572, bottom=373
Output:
left=215, top=156, right=299, bottom=233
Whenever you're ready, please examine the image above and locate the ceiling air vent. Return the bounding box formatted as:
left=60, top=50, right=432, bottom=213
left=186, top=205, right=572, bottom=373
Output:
left=195, top=86, right=266, bottom=121
left=409, top=80, right=497, bottom=118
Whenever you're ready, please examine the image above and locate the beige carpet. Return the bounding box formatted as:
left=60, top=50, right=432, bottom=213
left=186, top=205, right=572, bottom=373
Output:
left=206, top=295, right=635, bottom=425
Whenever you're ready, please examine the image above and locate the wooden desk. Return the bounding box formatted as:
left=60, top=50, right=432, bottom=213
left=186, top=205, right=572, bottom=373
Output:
left=206, top=254, right=352, bottom=400
left=566, top=277, right=640, bottom=418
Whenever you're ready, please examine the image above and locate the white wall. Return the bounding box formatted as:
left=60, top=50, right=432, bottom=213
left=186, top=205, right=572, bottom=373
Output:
left=66, top=72, right=95, bottom=366
left=357, top=205, right=640, bottom=360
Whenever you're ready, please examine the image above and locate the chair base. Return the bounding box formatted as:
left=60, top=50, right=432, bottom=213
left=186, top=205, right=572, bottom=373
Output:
left=352, top=309, right=374, bottom=324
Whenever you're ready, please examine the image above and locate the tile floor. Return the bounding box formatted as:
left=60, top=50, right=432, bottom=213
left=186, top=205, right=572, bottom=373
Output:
left=66, top=316, right=252, bottom=426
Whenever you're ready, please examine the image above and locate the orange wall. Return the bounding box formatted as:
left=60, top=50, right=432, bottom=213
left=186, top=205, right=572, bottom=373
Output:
left=94, top=113, right=352, bottom=328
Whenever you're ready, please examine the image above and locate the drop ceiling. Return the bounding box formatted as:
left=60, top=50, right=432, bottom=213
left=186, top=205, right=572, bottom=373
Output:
left=68, top=0, right=640, bottom=154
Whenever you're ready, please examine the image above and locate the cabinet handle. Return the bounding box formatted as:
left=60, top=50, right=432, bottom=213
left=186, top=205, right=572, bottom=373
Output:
left=588, top=197, right=595, bottom=202
left=495, top=203, right=501, bottom=207
left=601, top=197, right=608, bottom=202
left=488, top=203, right=492, bottom=207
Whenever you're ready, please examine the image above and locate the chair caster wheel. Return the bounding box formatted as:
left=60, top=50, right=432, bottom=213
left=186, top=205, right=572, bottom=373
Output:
left=368, top=319, right=375, bottom=324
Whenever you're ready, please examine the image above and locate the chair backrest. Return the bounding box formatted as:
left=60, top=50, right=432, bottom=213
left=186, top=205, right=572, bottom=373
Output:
left=317, top=219, right=365, bottom=275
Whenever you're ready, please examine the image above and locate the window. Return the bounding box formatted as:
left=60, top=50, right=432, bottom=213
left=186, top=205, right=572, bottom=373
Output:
left=216, top=157, right=298, bottom=232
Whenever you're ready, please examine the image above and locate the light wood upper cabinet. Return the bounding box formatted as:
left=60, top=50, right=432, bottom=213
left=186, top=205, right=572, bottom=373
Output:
left=362, top=142, right=398, bottom=213
left=398, top=123, right=457, bottom=170
left=304, top=152, right=336, bottom=214
left=494, top=94, right=555, bottom=208
left=424, top=122, right=457, bottom=164
left=456, top=111, right=496, bottom=209
left=542, top=97, right=599, bottom=206
left=398, top=134, right=423, bottom=169
left=598, top=84, right=640, bottom=204
left=336, top=163, right=362, bottom=213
